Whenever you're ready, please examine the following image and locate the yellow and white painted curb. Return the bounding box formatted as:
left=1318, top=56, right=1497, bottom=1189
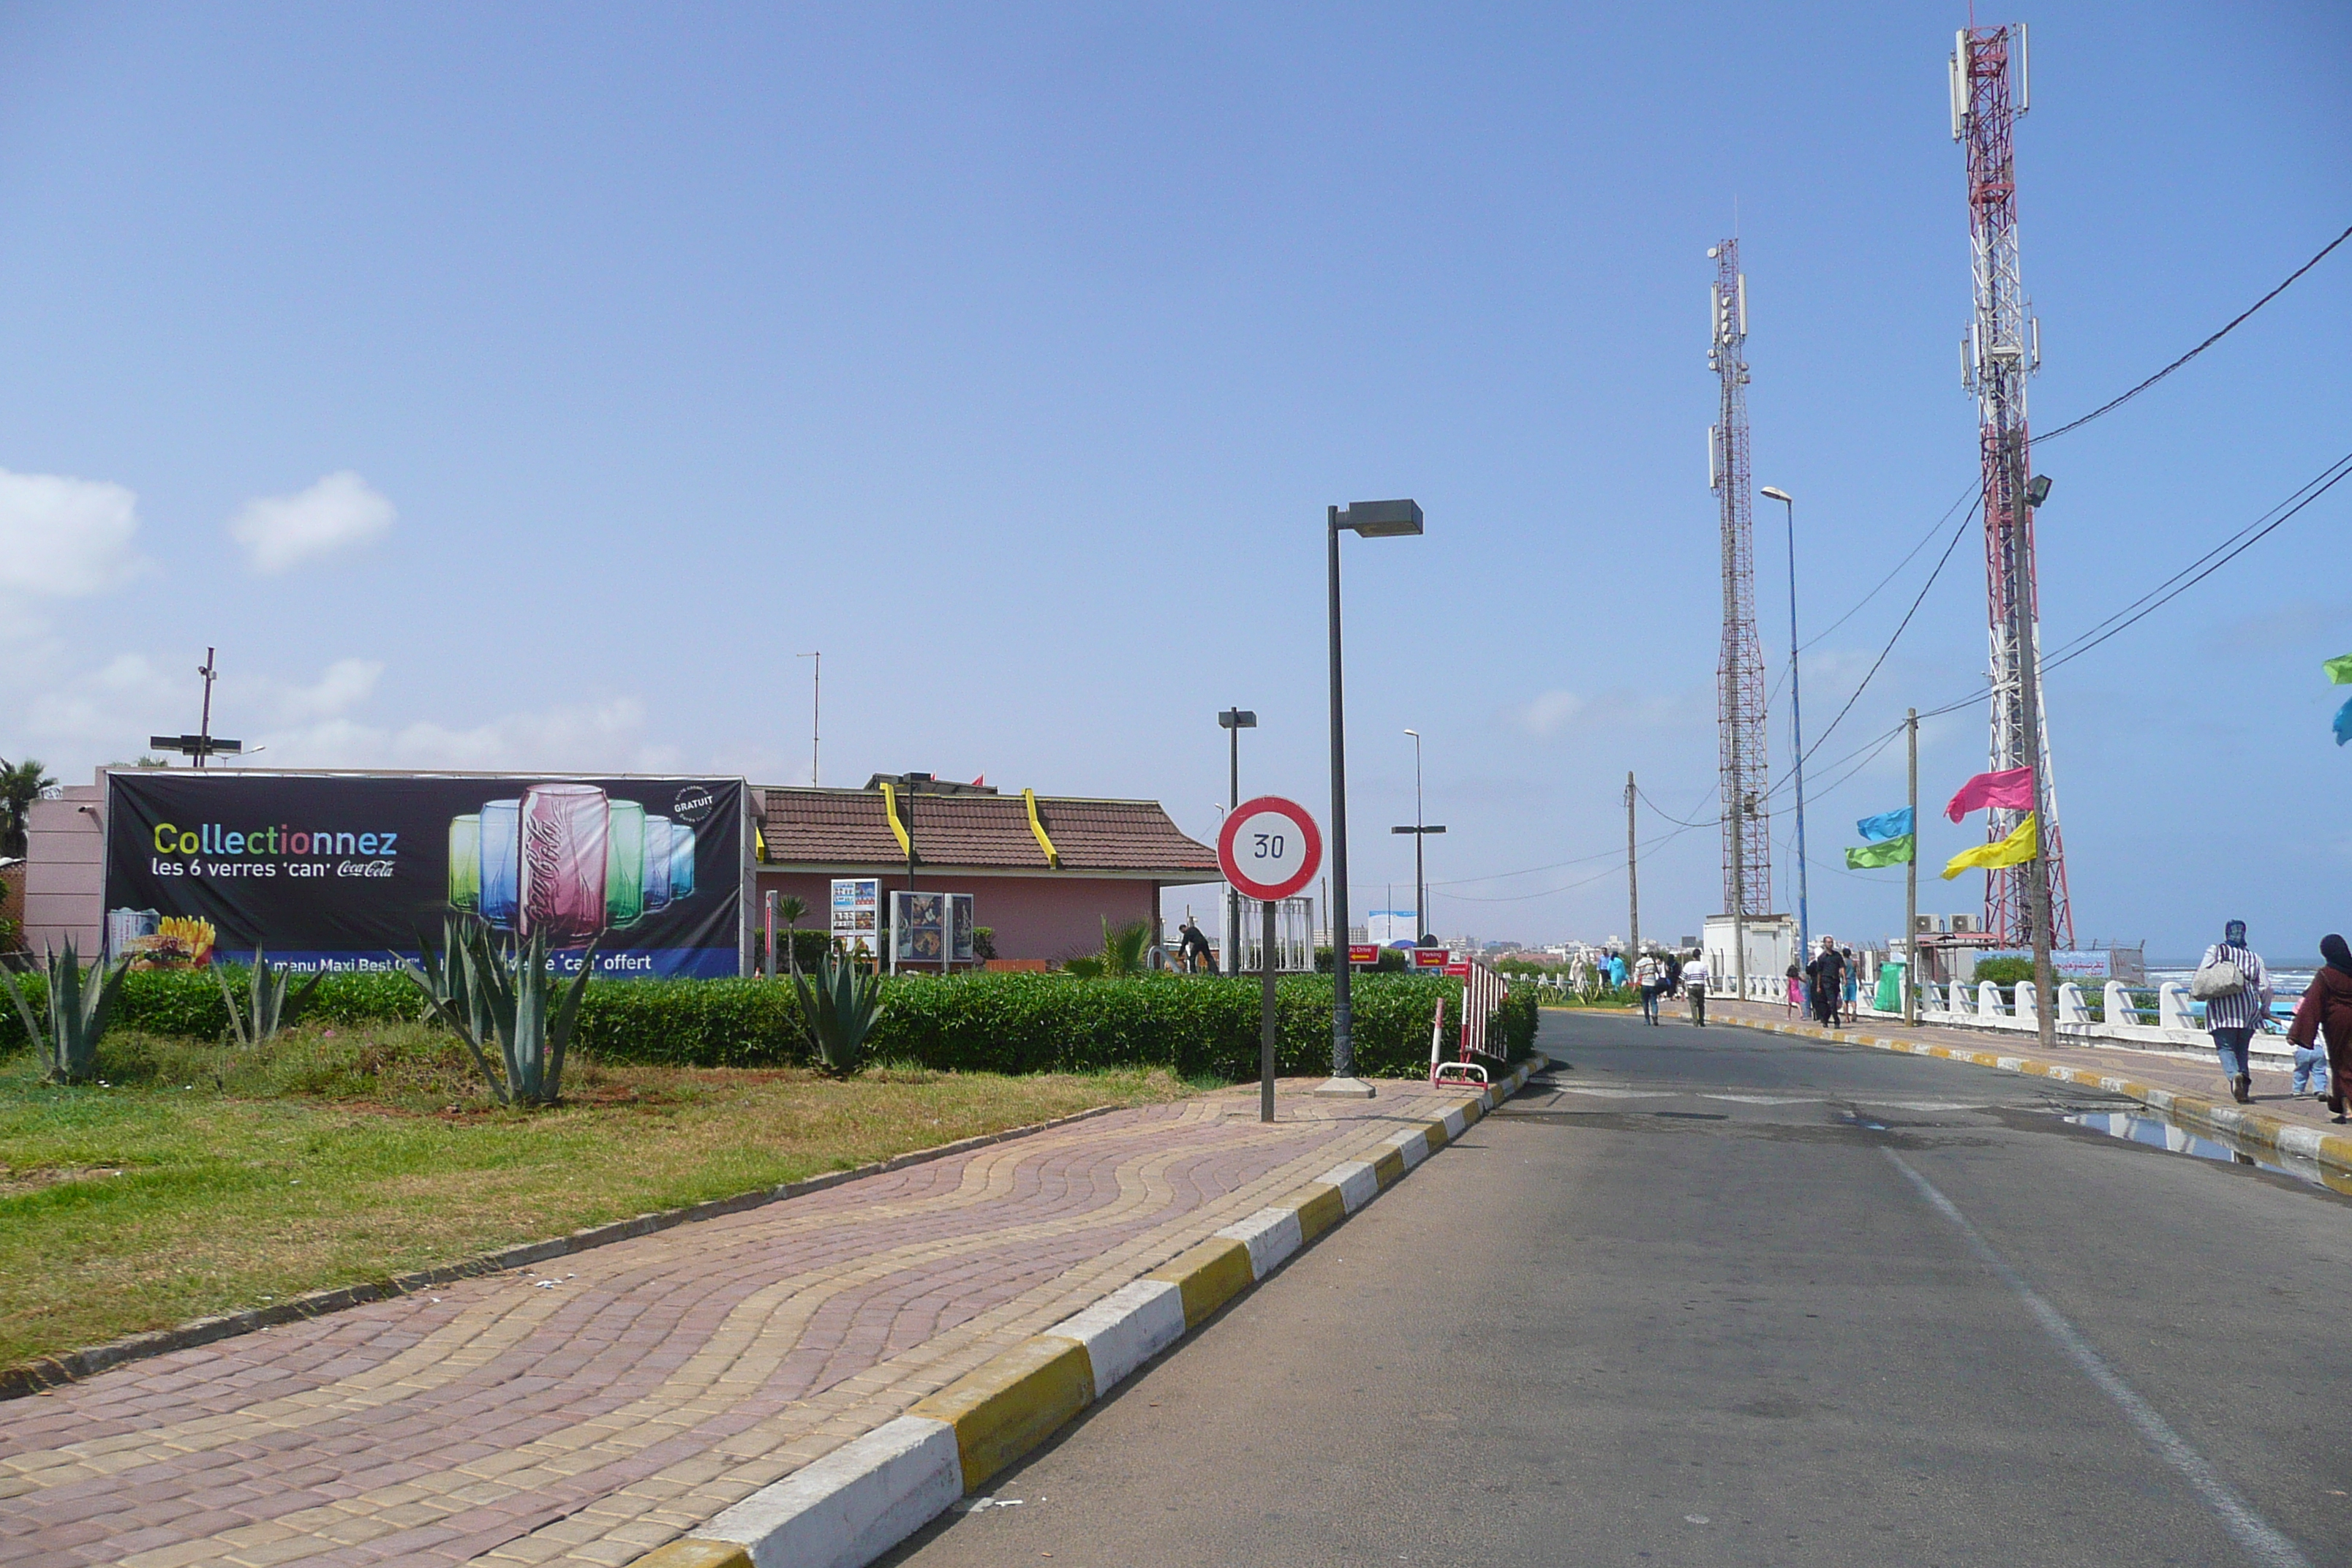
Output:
left=1728, top=1016, right=2352, bottom=1191
left=631, top=1059, right=1537, bottom=1568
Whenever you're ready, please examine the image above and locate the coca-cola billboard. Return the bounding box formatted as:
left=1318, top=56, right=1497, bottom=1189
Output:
left=102, top=772, right=745, bottom=977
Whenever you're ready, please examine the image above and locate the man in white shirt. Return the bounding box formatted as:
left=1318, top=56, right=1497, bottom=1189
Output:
left=1682, top=955, right=1711, bottom=1026
left=1633, top=951, right=1663, bottom=1025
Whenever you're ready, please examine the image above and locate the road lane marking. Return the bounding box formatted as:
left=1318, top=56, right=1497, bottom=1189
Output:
left=1884, top=1150, right=2311, bottom=1568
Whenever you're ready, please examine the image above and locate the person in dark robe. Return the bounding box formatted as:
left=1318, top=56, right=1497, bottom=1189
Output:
left=2288, top=933, right=2352, bottom=1123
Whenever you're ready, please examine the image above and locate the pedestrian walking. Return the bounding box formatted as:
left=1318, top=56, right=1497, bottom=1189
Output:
left=1607, top=951, right=1628, bottom=990
left=1665, top=951, right=1684, bottom=998
left=1806, top=938, right=1848, bottom=1027
left=1634, top=950, right=1663, bottom=1025
left=1784, top=963, right=1802, bottom=1017
left=2192, top=919, right=2272, bottom=1104
left=1842, top=949, right=1859, bottom=1014
left=1683, top=954, right=1710, bottom=1026
left=2287, top=933, right=2352, bottom=1121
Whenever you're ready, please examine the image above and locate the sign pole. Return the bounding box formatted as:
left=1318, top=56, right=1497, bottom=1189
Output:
left=1261, top=897, right=1278, bottom=1122
left=1904, top=708, right=1919, bottom=1025
left=1215, top=795, right=1323, bottom=1118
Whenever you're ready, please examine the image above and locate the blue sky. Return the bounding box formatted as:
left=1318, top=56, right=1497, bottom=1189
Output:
left=1, top=2, right=2345, bottom=960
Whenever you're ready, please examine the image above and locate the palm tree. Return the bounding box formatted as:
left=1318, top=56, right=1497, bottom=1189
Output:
left=1063, top=919, right=1152, bottom=979
left=0, top=759, right=57, bottom=859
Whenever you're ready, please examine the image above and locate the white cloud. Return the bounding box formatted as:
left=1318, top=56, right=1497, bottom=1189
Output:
left=229, top=470, right=395, bottom=573
left=265, top=658, right=385, bottom=724
left=0, top=467, right=146, bottom=598
left=258, top=697, right=679, bottom=774
left=1517, top=690, right=1585, bottom=736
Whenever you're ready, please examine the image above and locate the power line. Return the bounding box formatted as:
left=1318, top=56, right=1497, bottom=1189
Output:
left=1785, top=494, right=1980, bottom=771
left=2038, top=222, right=2352, bottom=443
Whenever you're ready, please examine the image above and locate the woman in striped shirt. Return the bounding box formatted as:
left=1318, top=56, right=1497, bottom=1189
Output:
left=2198, top=919, right=2272, bottom=1104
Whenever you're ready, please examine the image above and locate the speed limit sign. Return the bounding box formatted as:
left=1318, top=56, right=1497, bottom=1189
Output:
left=1217, top=796, right=1322, bottom=902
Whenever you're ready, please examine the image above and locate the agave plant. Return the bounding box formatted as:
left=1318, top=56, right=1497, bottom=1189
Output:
left=793, top=950, right=886, bottom=1076
left=0, top=941, right=129, bottom=1085
left=400, top=919, right=596, bottom=1106
left=1063, top=918, right=1152, bottom=979
left=215, top=948, right=326, bottom=1049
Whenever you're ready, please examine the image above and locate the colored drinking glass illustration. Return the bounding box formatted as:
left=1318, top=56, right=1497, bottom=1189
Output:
left=643, top=815, right=673, bottom=912
left=448, top=814, right=480, bottom=912
left=668, top=820, right=696, bottom=902
left=520, top=783, right=608, bottom=946
left=605, top=799, right=646, bottom=927
left=480, top=799, right=521, bottom=927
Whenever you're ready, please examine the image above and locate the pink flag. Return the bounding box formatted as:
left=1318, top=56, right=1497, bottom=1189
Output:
left=1945, top=766, right=2035, bottom=823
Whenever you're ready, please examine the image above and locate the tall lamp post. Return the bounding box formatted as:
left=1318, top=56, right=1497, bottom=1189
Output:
left=1392, top=729, right=1445, bottom=949
left=1323, top=498, right=1423, bottom=1096
left=1761, top=486, right=1809, bottom=962
left=1218, top=708, right=1257, bottom=973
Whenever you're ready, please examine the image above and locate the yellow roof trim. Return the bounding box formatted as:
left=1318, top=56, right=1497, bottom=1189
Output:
left=878, top=780, right=912, bottom=856
left=1022, top=788, right=1062, bottom=869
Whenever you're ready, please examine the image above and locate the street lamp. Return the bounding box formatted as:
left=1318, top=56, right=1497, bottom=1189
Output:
left=1324, top=498, right=1422, bottom=1096
left=1218, top=708, right=1257, bottom=974
left=1761, top=486, right=1809, bottom=963
left=1392, top=728, right=1445, bottom=951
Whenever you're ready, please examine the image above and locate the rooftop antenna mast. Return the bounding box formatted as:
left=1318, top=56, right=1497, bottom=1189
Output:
left=1953, top=20, right=2073, bottom=949
left=1709, top=238, right=1771, bottom=998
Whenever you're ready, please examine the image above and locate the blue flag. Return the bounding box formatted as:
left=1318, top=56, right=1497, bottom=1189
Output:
left=2336, top=694, right=2352, bottom=747
left=1855, top=805, right=1914, bottom=843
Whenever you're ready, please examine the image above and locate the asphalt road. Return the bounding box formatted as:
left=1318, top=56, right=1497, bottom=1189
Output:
left=886, top=1006, right=2352, bottom=1567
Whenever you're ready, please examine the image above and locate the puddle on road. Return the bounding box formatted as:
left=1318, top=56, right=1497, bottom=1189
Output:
left=2059, top=1108, right=2327, bottom=1188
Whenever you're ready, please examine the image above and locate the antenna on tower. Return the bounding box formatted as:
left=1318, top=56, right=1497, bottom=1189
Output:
left=1955, top=19, right=2072, bottom=951
left=1709, top=238, right=1771, bottom=999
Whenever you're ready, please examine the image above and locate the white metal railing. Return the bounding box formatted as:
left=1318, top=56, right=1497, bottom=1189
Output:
left=1847, top=976, right=2291, bottom=1059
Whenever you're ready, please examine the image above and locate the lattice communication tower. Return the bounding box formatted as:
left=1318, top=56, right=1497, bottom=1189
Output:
left=1953, top=21, right=2073, bottom=948
left=1708, top=240, right=1771, bottom=920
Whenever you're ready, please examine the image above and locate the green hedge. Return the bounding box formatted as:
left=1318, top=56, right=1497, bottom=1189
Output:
left=0, top=966, right=1537, bottom=1080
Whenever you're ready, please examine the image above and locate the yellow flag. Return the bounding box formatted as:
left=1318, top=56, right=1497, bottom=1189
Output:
left=1940, top=813, right=2035, bottom=881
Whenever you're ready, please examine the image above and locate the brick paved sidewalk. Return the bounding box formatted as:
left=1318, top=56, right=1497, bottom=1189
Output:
left=0, top=1078, right=1465, bottom=1568
left=1705, top=998, right=2347, bottom=1136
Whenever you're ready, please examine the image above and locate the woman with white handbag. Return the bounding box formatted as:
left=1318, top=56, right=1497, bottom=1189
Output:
left=2192, top=919, right=2272, bottom=1104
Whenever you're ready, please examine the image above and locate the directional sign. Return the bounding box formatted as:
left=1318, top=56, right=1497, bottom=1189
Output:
left=1410, top=947, right=1449, bottom=970
left=1216, top=795, right=1322, bottom=903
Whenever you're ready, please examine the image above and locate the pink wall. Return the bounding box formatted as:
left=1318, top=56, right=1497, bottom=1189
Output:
left=753, top=870, right=1161, bottom=963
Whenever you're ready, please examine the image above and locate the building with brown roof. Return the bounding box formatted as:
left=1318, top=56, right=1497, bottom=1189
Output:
left=755, top=778, right=1219, bottom=964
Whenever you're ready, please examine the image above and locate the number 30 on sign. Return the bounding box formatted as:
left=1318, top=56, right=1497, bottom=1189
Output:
left=1216, top=796, right=1322, bottom=902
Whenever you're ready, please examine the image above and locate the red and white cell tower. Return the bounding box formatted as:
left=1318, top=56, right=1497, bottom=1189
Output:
left=1708, top=240, right=1771, bottom=949
left=1953, top=22, right=2073, bottom=949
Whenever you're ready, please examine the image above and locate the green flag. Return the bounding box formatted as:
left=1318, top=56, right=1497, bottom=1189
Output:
left=1844, top=834, right=1914, bottom=870
left=2327, top=652, right=2352, bottom=685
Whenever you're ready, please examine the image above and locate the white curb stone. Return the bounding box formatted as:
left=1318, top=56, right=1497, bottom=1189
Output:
left=1214, top=1207, right=1305, bottom=1281
left=1044, top=1278, right=1188, bottom=1394
left=702, top=1414, right=962, bottom=1568
left=1320, top=1160, right=1381, bottom=1213
left=1382, top=1128, right=1431, bottom=1169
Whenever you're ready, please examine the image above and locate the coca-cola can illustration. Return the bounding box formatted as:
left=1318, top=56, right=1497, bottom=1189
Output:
left=519, top=783, right=609, bottom=946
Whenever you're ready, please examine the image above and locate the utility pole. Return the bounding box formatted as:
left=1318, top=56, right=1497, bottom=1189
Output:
left=798, top=652, right=821, bottom=785
left=1763, top=488, right=1809, bottom=960
left=1904, top=707, right=1920, bottom=1026
left=196, top=648, right=218, bottom=770
left=1625, top=771, right=1640, bottom=960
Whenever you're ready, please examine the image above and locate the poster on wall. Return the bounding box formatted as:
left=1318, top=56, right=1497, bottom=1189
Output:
left=102, top=772, right=745, bottom=977
left=887, top=890, right=974, bottom=971
left=830, top=878, right=880, bottom=954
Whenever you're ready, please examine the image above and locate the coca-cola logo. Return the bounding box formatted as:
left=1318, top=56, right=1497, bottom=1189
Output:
left=671, top=785, right=715, bottom=825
